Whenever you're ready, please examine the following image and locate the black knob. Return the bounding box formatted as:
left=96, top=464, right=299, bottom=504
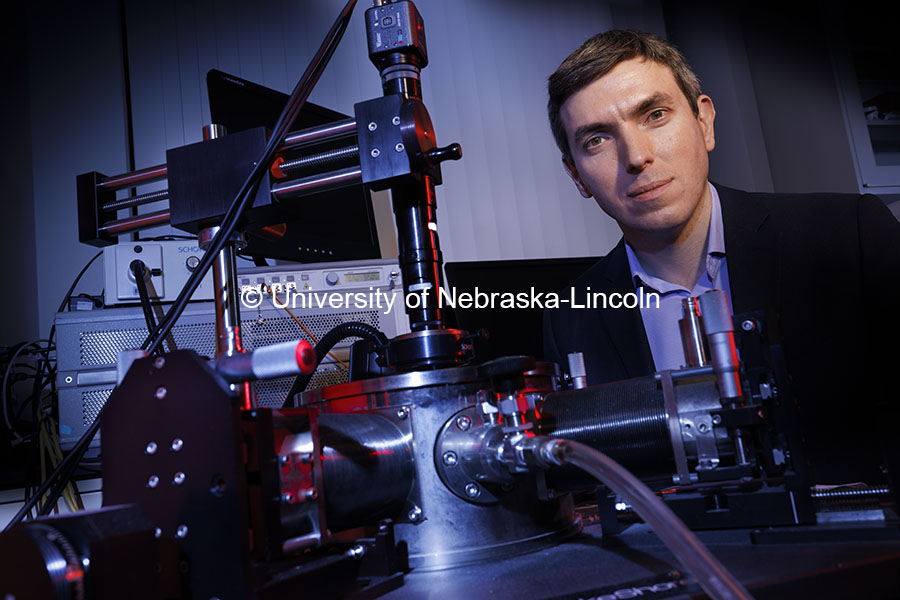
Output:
left=428, top=143, right=462, bottom=164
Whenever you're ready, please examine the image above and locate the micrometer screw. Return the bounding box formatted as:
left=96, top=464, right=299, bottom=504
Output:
left=456, top=415, right=471, bottom=431
left=442, top=451, right=458, bottom=466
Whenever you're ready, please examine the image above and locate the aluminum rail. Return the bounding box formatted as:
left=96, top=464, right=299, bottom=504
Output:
left=270, top=166, right=363, bottom=201
left=98, top=209, right=171, bottom=236
left=96, top=119, right=359, bottom=193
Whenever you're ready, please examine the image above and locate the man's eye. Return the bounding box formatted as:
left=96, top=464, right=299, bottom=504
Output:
left=648, top=109, right=666, bottom=121
left=584, top=135, right=604, bottom=148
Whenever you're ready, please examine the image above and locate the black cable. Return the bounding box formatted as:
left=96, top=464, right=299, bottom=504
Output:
left=130, top=260, right=163, bottom=355
left=4, top=0, right=359, bottom=530
left=283, top=322, right=388, bottom=406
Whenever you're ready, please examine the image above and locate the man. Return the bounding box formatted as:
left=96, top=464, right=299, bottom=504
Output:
left=542, top=30, right=900, bottom=484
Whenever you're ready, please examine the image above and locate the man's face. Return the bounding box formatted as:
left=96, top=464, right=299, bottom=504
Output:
left=560, top=58, right=716, bottom=243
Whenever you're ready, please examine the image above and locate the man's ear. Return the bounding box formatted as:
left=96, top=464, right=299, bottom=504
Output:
left=562, top=155, right=592, bottom=199
left=697, top=94, right=716, bottom=152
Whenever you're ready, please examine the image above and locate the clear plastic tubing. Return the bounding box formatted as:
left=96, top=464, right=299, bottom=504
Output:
left=547, top=439, right=754, bottom=600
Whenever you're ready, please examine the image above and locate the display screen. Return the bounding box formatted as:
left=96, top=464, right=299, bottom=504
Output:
left=344, top=271, right=380, bottom=283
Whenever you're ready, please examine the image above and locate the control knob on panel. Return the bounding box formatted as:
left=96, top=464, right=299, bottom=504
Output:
left=325, top=272, right=340, bottom=286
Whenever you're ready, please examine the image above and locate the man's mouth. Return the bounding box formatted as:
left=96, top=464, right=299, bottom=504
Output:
left=627, top=179, right=673, bottom=201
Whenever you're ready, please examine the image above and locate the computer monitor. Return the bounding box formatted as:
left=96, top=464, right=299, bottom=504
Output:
left=443, top=257, right=600, bottom=362
left=206, top=69, right=380, bottom=263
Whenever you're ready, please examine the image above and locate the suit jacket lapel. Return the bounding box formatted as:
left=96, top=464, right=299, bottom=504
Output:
left=598, top=239, right=656, bottom=376
left=718, top=185, right=780, bottom=319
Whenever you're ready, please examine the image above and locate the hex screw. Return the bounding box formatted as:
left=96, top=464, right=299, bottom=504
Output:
left=396, top=406, right=409, bottom=419
left=147, top=475, right=159, bottom=488
left=392, top=116, right=401, bottom=126
left=173, top=472, right=186, bottom=486
left=394, top=143, right=405, bottom=152
left=145, top=441, right=158, bottom=455
left=305, top=488, right=318, bottom=501
left=175, top=525, right=188, bottom=538
left=348, top=544, right=366, bottom=558
left=155, top=386, right=167, bottom=400
left=170, top=438, right=183, bottom=452
left=464, top=482, right=481, bottom=498
left=408, top=506, right=422, bottom=522
left=282, top=492, right=294, bottom=504
left=279, top=454, right=290, bottom=466
left=154, top=527, right=162, bottom=538
left=741, top=320, right=756, bottom=332
left=154, top=357, right=165, bottom=369
left=371, top=148, right=381, bottom=158
left=442, top=451, right=458, bottom=466
left=367, top=121, right=377, bottom=131
left=712, top=415, right=722, bottom=425
left=456, top=415, right=471, bottom=431
left=698, top=422, right=709, bottom=434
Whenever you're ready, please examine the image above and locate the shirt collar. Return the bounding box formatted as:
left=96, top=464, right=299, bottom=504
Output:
left=625, top=182, right=725, bottom=294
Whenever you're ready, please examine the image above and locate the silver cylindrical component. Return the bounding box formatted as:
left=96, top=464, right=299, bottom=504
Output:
left=270, top=166, right=363, bottom=201
left=98, top=209, right=171, bottom=236
left=202, top=123, right=227, bottom=140
left=300, top=364, right=577, bottom=569
left=697, top=290, right=742, bottom=400
left=198, top=226, right=245, bottom=361
left=213, top=340, right=316, bottom=382
left=679, top=297, right=709, bottom=368
left=279, top=413, right=415, bottom=532
left=98, top=163, right=168, bottom=191
left=280, top=118, right=357, bottom=151
left=567, top=352, right=587, bottom=389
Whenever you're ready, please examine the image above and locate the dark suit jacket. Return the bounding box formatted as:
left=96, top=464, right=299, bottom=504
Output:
left=542, top=185, right=900, bottom=483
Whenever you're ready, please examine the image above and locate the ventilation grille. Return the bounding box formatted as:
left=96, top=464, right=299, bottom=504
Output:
left=79, top=311, right=380, bottom=367
left=82, top=388, right=113, bottom=426
left=241, top=311, right=381, bottom=348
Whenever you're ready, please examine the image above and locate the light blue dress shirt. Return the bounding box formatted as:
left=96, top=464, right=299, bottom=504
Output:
left=624, top=183, right=734, bottom=371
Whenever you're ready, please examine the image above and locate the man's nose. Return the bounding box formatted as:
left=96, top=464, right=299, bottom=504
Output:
left=621, top=128, right=653, bottom=174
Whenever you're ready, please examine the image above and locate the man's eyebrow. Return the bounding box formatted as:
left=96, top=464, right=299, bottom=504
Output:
left=571, top=92, right=678, bottom=143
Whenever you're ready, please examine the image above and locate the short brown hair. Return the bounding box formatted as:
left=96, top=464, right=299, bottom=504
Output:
left=548, top=30, right=702, bottom=160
